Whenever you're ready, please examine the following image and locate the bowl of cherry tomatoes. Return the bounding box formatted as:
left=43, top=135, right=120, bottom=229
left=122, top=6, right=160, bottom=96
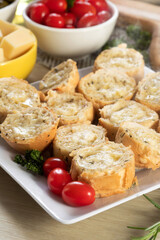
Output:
left=23, top=0, right=118, bottom=57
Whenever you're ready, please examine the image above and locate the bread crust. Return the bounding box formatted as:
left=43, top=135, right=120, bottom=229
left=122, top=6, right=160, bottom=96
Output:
left=157, top=120, right=160, bottom=133
left=94, top=44, right=144, bottom=83
left=99, top=99, right=159, bottom=140
left=0, top=76, right=45, bottom=123
left=115, top=121, right=160, bottom=170
left=135, top=72, right=160, bottom=113
left=0, top=107, right=59, bottom=153
left=45, top=90, right=94, bottom=126
left=53, top=123, right=108, bottom=164
left=70, top=142, right=135, bottom=198
left=39, top=59, right=79, bottom=94
left=78, top=69, right=136, bottom=111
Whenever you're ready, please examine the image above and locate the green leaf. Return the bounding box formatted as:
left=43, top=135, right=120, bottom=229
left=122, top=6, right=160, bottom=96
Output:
left=14, top=150, right=44, bottom=175
left=146, top=222, right=160, bottom=231
left=143, top=195, right=160, bottom=210
left=103, top=38, right=124, bottom=50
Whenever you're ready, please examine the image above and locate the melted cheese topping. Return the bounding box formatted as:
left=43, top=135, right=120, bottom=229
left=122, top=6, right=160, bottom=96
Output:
left=46, top=90, right=91, bottom=121
left=73, top=142, right=133, bottom=173
left=39, top=59, right=74, bottom=91
left=136, top=73, right=160, bottom=105
left=55, top=124, right=106, bottom=152
left=121, top=123, right=160, bottom=154
left=0, top=78, right=41, bottom=112
left=101, top=100, right=158, bottom=127
left=96, top=47, right=142, bottom=71
left=80, top=69, right=136, bottom=102
left=126, top=126, right=160, bottom=150
left=1, top=107, right=55, bottom=140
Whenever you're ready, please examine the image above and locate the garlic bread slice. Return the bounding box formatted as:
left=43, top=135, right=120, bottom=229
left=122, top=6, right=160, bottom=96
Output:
left=45, top=90, right=94, bottom=126
left=53, top=123, right=107, bottom=164
left=116, top=121, right=160, bottom=170
left=94, top=44, right=144, bottom=83
left=39, top=59, right=79, bottom=94
left=78, top=69, right=136, bottom=110
left=99, top=99, right=158, bottom=140
left=70, top=142, right=135, bottom=198
left=1, top=107, right=59, bottom=153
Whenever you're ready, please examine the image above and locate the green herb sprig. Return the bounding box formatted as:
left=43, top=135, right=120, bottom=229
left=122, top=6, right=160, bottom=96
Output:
left=14, top=150, right=44, bottom=175
left=128, top=195, right=160, bottom=240
left=126, top=25, right=151, bottom=51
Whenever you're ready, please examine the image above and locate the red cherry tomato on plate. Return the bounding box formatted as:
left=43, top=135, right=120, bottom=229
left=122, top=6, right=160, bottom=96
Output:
left=28, top=2, right=49, bottom=24
left=43, top=157, right=67, bottom=177
left=47, top=168, right=72, bottom=195
left=43, top=0, right=67, bottom=13
left=71, top=2, right=96, bottom=19
left=45, top=13, right=65, bottom=28
left=77, top=13, right=99, bottom=28
left=97, top=10, right=111, bottom=23
left=88, top=0, right=109, bottom=12
left=62, top=12, right=76, bottom=26
left=62, top=181, right=95, bottom=206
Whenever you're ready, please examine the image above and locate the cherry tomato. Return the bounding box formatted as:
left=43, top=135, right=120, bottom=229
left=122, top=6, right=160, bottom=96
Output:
left=43, top=157, right=67, bottom=177
left=43, top=0, right=67, bottom=13
left=97, top=10, right=111, bottom=23
left=71, top=2, right=96, bottom=19
left=62, top=181, right=95, bottom=207
left=88, top=0, right=109, bottom=12
left=45, top=13, right=65, bottom=28
left=62, top=12, right=76, bottom=26
left=28, top=2, right=49, bottom=24
left=47, top=168, right=72, bottom=195
left=77, top=13, right=99, bottom=28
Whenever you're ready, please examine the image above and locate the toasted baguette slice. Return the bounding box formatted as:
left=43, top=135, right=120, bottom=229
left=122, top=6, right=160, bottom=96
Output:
left=115, top=121, right=160, bottom=170
left=135, top=72, right=160, bottom=113
left=94, top=44, right=144, bottom=83
left=0, top=107, right=59, bottom=153
left=78, top=69, right=136, bottom=110
left=70, top=142, right=135, bottom=198
left=39, top=59, right=79, bottom=94
left=99, top=99, right=159, bottom=140
left=53, top=123, right=108, bottom=164
left=45, top=90, right=94, bottom=126
left=157, top=120, right=160, bottom=133
left=0, top=77, right=44, bottom=123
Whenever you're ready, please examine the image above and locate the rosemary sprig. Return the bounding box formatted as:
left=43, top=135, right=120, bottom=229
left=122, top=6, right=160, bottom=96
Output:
left=127, top=195, right=160, bottom=240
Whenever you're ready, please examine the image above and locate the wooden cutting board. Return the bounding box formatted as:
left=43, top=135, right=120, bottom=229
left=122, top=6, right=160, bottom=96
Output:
left=110, top=0, right=160, bottom=71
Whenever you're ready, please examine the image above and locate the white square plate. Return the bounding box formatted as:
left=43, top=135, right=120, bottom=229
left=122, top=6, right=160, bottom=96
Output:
left=1, top=66, right=159, bottom=225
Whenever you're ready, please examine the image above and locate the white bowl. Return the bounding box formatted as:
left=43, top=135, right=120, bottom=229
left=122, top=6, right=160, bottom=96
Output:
left=0, top=0, right=19, bottom=22
left=23, top=1, right=118, bottom=57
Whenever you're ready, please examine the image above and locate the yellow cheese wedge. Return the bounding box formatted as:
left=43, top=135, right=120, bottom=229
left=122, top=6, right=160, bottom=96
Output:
left=0, top=19, right=17, bottom=36
left=0, top=28, right=36, bottom=60
left=0, top=48, right=6, bottom=63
